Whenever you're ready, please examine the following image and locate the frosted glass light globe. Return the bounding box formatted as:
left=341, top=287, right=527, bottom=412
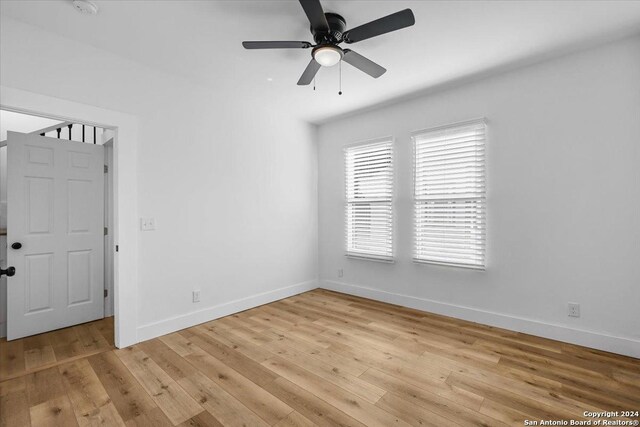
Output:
left=313, top=46, right=343, bottom=67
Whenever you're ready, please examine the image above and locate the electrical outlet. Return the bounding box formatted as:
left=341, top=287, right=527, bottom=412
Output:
left=192, top=290, right=200, bottom=303
left=140, top=217, right=156, bottom=231
left=568, top=302, right=580, bottom=318
left=338, top=269, right=343, bottom=278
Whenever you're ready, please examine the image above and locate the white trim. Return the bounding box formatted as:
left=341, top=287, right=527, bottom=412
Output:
left=320, top=279, right=640, bottom=359
left=136, top=280, right=318, bottom=343
left=343, top=135, right=395, bottom=150
left=413, top=258, right=485, bottom=271
left=1, top=86, right=139, bottom=348
left=410, top=117, right=487, bottom=137
left=346, top=254, right=395, bottom=264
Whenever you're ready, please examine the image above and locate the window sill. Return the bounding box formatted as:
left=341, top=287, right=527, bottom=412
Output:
left=346, top=254, right=395, bottom=264
left=413, top=258, right=485, bottom=271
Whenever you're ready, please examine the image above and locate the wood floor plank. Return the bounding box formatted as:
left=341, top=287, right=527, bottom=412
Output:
left=261, top=328, right=370, bottom=377
left=262, top=356, right=411, bottom=427
left=177, top=370, right=270, bottom=427
left=268, top=300, right=323, bottom=323
left=187, top=329, right=279, bottom=388
left=365, top=365, right=483, bottom=411
left=26, top=366, right=68, bottom=407
left=23, top=333, right=57, bottom=371
left=178, top=410, right=225, bottom=427
left=479, top=399, right=530, bottom=425
left=274, top=411, right=318, bottom=427
left=50, top=327, right=85, bottom=361
left=2, top=291, right=638, bottom=427
left=200, top=324, right=274, bottom=363
left=0, top=377, right=30, bottom=426
left=360, top=367, right=507, bottom=427
left=452, top=364, right=614, bottom=416
left=159, top=332, right=197, bottom=357
left=497, top=356, right=640, bottom=408
left=88, top=351, right=158, bottom=422
left=250, top=311, right=299, bottom=331
left=59, top=358, right=127, bottom=426
left=213, top=323, right=273, bottom=346
left=0, top=339, right=25, bottom=381
left=320, top=333, right=451, bottom=383
left=137, top=339, right=199, bottom=381
left=115, top=347, right=203, bottom=425
left=184, top=346, right=293, bottom=425
left=264, top=338, right=386, bottom=404
left=376, top=391, right=462, bottom=427
left=263, top=377, right=366, bottom=427
left=75, top=322, right=111, bottom=353
left=559, top=383, right=640, bottom=414
left=95, top=317, right=115, bottom=345
left=124, top=407, right=174, bottom=427
left=29, top=394, right=79, bottom=427
left=445, top=372, right=582, bottom=421
left=213, top=313, right=271, bottom=334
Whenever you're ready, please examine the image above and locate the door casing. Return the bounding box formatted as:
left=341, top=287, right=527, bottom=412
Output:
left=1, top=86, right=140, bottom=348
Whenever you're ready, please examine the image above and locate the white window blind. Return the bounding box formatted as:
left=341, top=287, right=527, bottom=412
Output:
left=413, top=120, right=486, bottom=269
left=345, top=140, right=394, bottom=261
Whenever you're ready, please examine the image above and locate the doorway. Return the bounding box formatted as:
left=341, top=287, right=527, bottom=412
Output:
left=0, top=109, right=115, bottom=340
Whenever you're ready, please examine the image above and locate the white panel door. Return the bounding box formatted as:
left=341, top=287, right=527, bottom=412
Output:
left=7, top=131, right=104, bottom=340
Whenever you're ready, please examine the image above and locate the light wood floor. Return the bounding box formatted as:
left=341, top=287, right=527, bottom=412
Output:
left=1, top=290, right=639, bottom=426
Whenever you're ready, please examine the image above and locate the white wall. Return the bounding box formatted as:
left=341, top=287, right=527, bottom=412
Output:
left=317, top=36, right=640, bottom=357
left=0, top=17, right=318, bottom=343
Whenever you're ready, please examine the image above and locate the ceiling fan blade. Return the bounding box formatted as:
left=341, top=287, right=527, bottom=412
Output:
left=343, top=9, right=415, bottom=44
left=243, top=41, right=312, bottom=49
left=299, top=0, right=329, bottom=33
left=297, top=59, right=321, bottom=85
left=342, top=49, right=386, bottom=78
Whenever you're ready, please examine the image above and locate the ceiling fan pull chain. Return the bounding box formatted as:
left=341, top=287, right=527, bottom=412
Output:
left=313, top=76, right=316, bottom=91
left=339, top=60, right=343, bottom=95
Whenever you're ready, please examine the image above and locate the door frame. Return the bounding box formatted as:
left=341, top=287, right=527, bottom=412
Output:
left=1, top=85, right=139, bottom=348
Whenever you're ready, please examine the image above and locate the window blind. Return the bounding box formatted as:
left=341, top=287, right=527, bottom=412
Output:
left=413, top=120, right=486, bottom=269
left=345, top=140, right=394, bottom=261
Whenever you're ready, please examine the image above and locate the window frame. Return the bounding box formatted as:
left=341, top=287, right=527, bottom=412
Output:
left=344, top=137, right=395, bottom=263
left=411, top=118, right=487, bottom=270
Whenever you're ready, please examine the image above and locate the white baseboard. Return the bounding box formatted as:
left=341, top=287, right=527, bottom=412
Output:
left=321, top=280, right=640, bottom=359
left=135, top=279, right=318, bottom=344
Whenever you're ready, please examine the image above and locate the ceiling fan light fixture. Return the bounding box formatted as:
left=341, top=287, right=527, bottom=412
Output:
left=313, top=45, right=343, bottom=67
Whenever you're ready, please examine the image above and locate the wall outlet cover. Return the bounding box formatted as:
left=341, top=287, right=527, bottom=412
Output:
left=192, top=290, right=201, bottom=303
left=568, top=302, right=580, bottom=318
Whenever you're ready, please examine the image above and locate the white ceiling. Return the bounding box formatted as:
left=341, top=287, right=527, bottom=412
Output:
left=2, top=0, right=640, bottom=123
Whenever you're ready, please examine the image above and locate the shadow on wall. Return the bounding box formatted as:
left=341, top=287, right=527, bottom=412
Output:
left=314, top=26, right=640, bottom=125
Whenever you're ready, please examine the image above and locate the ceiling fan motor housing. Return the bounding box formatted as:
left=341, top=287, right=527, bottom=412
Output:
left=311, top=13, right=347, bottom=44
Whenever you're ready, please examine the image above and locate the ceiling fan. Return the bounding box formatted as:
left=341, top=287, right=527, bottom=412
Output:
left=242, top=0, right=415, bottom=86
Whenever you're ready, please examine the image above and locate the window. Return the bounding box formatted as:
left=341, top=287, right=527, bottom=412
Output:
left=413, top=120, right=486, bottom=269
left=345, top=139, right=394, bottom=261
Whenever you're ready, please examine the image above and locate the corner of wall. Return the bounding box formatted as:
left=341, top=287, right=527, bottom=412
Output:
left=135, top=279, right=319, bottom=344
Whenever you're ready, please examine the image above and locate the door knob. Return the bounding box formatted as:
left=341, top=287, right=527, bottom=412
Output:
left=11, top=242, right=22, bottom=250
left=0, top=267, right=15, bottom=277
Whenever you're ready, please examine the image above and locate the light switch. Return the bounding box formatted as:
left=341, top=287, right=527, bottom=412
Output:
left=140, top=217, right=156, bottom=231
